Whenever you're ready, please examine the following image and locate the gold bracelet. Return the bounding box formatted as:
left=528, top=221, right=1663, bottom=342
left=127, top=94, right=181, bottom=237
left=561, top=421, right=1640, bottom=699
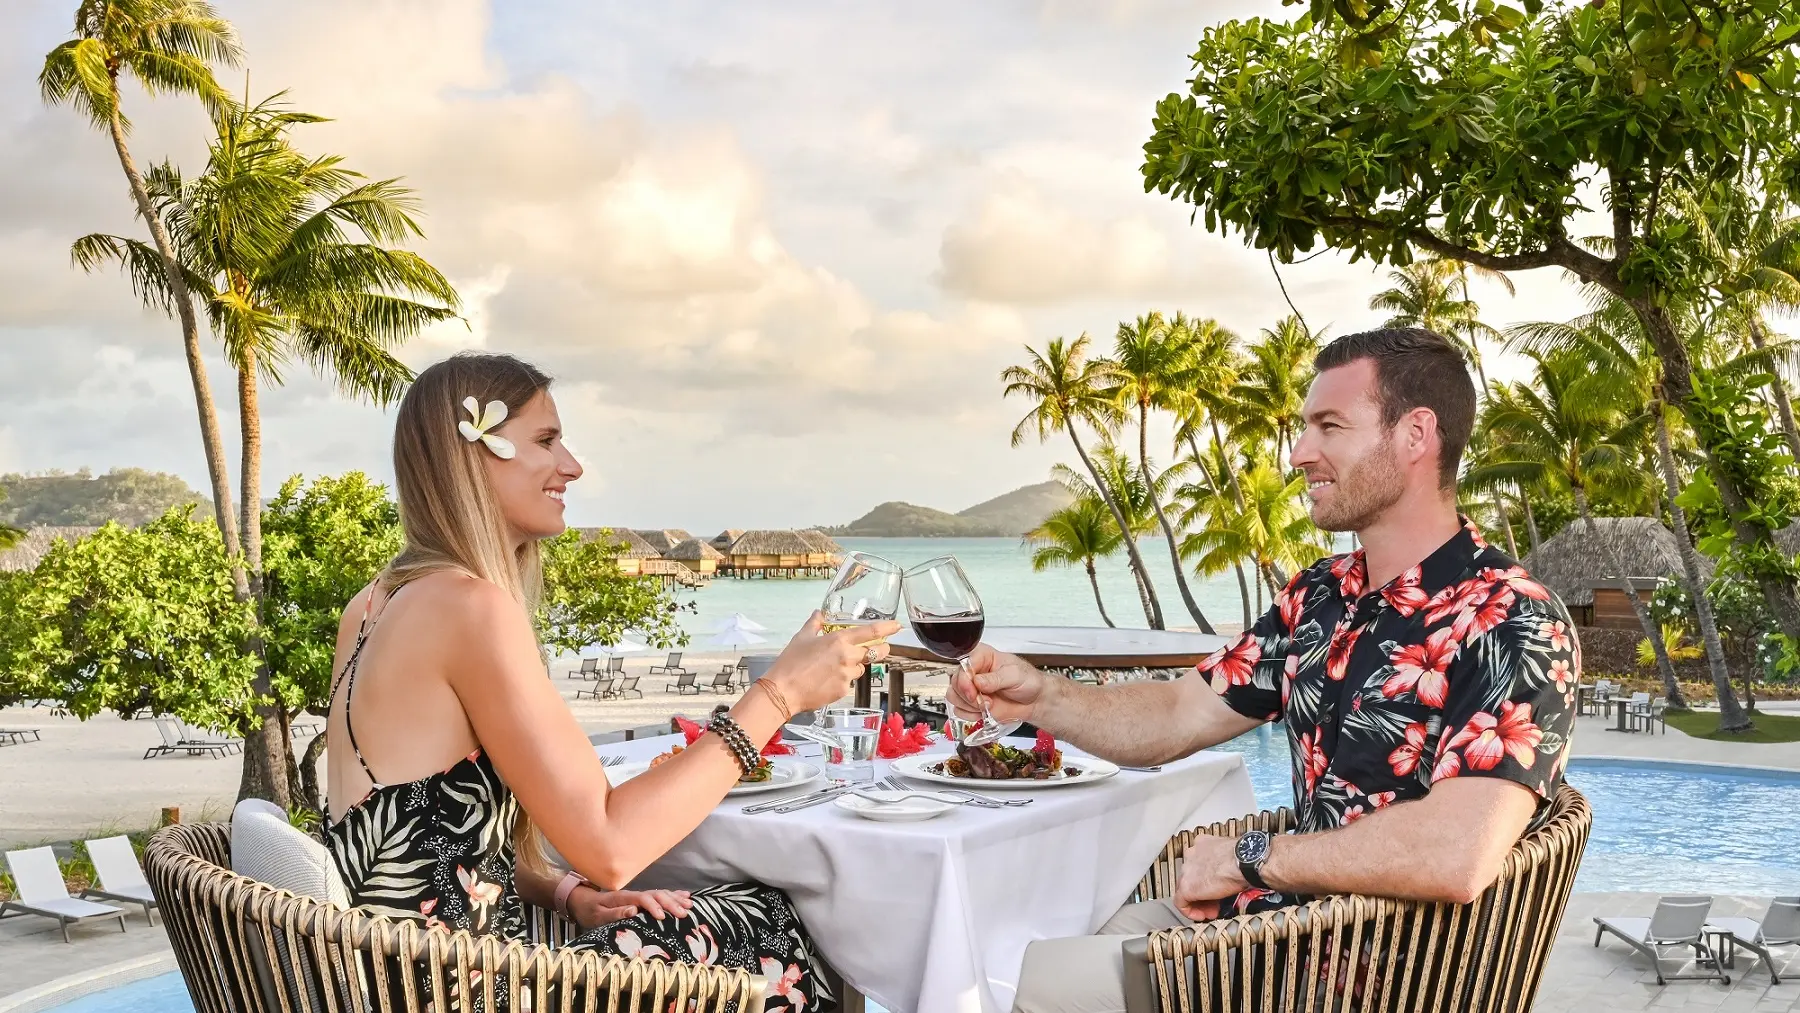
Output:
left=751, top=677, right=793, bottom=723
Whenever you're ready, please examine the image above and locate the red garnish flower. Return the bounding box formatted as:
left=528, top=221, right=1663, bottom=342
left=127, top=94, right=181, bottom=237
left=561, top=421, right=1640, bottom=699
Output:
left=674, top=716, right=705, bottom=746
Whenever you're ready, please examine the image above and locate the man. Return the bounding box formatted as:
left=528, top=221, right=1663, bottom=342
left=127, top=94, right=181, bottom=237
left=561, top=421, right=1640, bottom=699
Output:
left=958, top=328, right=1579, bottom=1013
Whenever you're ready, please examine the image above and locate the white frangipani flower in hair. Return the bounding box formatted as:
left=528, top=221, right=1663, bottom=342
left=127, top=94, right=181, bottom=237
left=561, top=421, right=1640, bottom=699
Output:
left=458, top=396, right=516, bottom=459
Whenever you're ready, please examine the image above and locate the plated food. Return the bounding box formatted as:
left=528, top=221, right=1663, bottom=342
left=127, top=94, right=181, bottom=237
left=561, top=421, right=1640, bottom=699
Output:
left=650, top=744, right=772, bottom=783
left=937, top=731, right=1080, bottom=781
left=610, top=755, right=821, bottom=797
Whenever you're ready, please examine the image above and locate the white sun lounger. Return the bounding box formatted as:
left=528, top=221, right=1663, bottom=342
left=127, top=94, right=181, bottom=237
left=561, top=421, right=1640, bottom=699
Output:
left=0, top=846, right=126, bottom=942
left=80, top=836, right=157, bottom=923
left=1594, top=895, right=1728, bottom=985
left=1707, top=897, right=1800, bottom=983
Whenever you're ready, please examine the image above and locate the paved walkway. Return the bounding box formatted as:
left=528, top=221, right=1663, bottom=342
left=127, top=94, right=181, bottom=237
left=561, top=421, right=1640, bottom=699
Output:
left=1568, top=709, right=1800, bottom=771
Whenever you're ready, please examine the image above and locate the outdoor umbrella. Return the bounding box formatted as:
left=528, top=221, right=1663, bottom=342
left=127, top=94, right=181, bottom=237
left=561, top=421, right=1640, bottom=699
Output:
left=711, top=613, right=768, bottom=633
left=709, top=628, right=768, bottom=650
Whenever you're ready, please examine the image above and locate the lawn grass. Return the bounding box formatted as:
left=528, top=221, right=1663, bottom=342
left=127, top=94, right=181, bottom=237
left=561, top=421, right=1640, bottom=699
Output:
left=1665, top=708, right=1800, bottom=743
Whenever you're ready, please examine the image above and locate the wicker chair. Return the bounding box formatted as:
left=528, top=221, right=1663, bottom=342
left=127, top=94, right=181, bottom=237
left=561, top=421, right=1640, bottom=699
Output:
left=143, top=822, right=761, bottom=1013
left=1121, top=784, right=1592, bottom=1013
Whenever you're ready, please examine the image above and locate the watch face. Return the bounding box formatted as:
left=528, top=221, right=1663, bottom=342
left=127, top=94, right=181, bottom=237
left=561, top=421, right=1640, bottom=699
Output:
left=1235, top=831, right=1269, bottom=865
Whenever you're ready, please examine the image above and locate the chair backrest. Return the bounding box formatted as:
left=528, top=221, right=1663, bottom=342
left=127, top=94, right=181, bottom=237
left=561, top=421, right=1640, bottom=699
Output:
left=142, top=822, right=761, bottom=1013
left=619, top=676, right=639, bottom=690
left=667, top=652, right=683, bottom=666
left=5, top=846, right=72, bottom=903
left=581, top=657, right=598, bottom=673
left=736, top=657, right=749, bottom=671
left=1759, top=897, right=1800, bottom=943
left=676, top=672, right=696, bottom=686
left=155, top=717, right=185, bottom=748
left=1629, top=691, right=1650, bottom=704
left=594, top=675, right=616, bottom=692
left=86, top=835, right=149, bottom=892
left=1648, top=895, right=1713, bottom=942
left=1133, top=784, right=1593, bottom=1013
left=711, top=671, right=733, bottom=686
left=608, top=656, right=625, bottom=673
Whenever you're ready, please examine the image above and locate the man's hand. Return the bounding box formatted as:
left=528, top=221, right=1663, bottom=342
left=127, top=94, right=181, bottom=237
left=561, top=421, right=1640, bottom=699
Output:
left=568, top=886, right=693, bottom=929
left=948, top=645, right=1048, bottom=725
left=1174, top=835, right=1248, bottom=922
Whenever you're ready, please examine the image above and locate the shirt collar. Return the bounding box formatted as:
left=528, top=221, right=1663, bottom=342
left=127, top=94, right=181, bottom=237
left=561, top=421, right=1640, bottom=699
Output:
left=1328, top=516, right=1488, bottom=608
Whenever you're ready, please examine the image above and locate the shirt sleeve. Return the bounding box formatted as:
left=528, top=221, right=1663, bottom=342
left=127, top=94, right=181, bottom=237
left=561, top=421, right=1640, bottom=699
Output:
left=1197, top=587, right=1295, bottom=724
left=1429, top=587, right=1577, bottom=801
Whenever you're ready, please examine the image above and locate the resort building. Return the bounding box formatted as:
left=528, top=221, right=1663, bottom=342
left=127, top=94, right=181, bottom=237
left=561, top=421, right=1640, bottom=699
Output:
left=665, top=537, right=725, bottom=576
left=719, top=529, right=839, bottom=578
left=633, top=529, right=692, bottom=554
left=1521, top=516, right=1695, bottom=629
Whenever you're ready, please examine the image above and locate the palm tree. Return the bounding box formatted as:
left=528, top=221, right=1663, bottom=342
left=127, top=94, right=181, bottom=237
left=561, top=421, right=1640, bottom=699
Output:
left=1465, top=351, right=1688, bottom=706
left=1109, top=312, right=1215, bottom=633
left=1505, top=298, right=1754, bottom=729
left=1024, top=495, right=1123, bottom=627
left=1003, top=335, right=1163, bottom=627
left=73, top=96, right=460, bottom=803
left=1368, top=257, right=1513, bottom=389
left=1177, top=454, right=1329, bottom=618
left=40, top=1, right=245, bottom=582
left=1053, top=443, right=1166, bottom=624
left=1226, top=316, right=1317, bottom=465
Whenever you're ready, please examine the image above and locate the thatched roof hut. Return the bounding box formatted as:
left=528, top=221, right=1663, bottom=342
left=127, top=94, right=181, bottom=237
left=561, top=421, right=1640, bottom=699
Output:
left=797, top=529, right=844, bottom=554
left=1521, top=516, right=1704, bottom=608
left=576, top=527, right=661, bottom=559
left=634, top=529, right=692, bottom=553
left=729, top=530, right=815, bottom=556
left=667, top=538, right=724, bottom=562
left=0, top=526, right=101, bottom=572
left=710, top=529, right=745, bottom=552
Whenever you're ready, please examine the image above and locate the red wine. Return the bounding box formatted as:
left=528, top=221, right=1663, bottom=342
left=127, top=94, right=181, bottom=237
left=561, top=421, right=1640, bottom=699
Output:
left=912, top=615, right=985, bottom=659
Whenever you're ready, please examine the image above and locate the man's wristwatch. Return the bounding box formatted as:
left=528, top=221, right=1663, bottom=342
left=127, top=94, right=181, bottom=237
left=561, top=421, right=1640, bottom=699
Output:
left=1235, top=830, right=1273, bottom=890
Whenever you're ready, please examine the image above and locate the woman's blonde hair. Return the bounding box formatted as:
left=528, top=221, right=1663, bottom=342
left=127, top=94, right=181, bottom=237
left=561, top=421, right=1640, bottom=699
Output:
left=383, top=352, right=556, bottom=872
left=385, top=352, right=554, bottom=609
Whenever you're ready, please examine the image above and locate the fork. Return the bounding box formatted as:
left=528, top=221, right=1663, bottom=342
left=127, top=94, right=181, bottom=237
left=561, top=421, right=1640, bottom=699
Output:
left=932, top=786, right=1031, bottom=807
left=744, top=783, right=849, bottom=814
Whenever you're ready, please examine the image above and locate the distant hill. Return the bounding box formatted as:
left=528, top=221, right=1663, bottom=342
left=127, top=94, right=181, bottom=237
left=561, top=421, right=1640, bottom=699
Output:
left=955, top=481, right=1073, bottom=534
left=826, top=481, right=1074, bottom=537
left=0, top=468, right=209, bottom=528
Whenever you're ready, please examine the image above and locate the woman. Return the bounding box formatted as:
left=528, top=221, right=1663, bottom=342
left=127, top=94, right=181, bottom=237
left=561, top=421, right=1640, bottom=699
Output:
left=323, top=352, right=894, bottom=1011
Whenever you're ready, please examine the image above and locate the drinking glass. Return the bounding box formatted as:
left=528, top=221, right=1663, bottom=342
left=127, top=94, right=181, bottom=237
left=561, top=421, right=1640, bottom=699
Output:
left=809, top=552, right=903, bottom=727
left=902, top=556, right=1014, bottom=746
left=817, top=706, right=882, bottom=782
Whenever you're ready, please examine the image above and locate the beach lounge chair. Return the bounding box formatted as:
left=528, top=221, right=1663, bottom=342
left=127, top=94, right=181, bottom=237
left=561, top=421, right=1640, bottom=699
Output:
left=80, top=836, right=157, bottom=923
left=567, top=657, right=600, bottom=681
left=574, top=675, right=617, bottom=701
left=144, top=718, right=231, bottom=759
left=666, top=672, right=700, bottom=695
left=0, top=728, right=40, bottom=745
left=1594, top=895, right=1728, bottom=984
left=0, top=846, right=126, bottom=942
left=650, top=652, right=689, bottom=676
left=1707, top=897, right=1800, bottom=983
left=177, top=718, right=241, bottom=754
left=610, top=675, right=642, bottom=700
left=706, top=669, right=736, bottom=693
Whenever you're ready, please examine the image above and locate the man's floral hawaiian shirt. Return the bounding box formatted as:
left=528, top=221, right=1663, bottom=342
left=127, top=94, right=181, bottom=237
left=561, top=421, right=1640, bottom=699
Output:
left=1197, top=518, right=1578, bottom=913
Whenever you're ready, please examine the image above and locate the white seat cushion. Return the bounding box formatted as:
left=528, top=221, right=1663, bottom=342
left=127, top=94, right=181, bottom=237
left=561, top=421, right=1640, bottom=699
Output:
left=230, top=799, right=349, bottom=908
left=19, top=896, right=120, bottom=918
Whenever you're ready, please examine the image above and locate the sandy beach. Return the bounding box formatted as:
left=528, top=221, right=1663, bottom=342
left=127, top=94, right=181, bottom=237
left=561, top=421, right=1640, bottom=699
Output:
left=0, top=650, right=953, bottom=848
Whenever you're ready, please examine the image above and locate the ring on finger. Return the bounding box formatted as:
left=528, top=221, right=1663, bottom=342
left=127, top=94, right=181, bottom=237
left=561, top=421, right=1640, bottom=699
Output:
left=863, top=645, right=879, bottom=665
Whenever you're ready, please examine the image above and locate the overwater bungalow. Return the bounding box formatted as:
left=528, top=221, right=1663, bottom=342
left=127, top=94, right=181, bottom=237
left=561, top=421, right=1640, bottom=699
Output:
left=709, top=529, right=744, bottom=553
left=634, top=529, right=692, bottom=554
left=666, top=537, right=725, bottom=576
left=721, top=529, right=835, bottom=578
left=796, top=529, right=845, bottom=568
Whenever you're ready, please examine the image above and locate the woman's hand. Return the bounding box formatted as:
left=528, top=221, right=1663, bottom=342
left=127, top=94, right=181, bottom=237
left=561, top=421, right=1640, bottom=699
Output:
left=764, top=611, right=901, bottom=714
left=568, top=886, right=693, bottom=929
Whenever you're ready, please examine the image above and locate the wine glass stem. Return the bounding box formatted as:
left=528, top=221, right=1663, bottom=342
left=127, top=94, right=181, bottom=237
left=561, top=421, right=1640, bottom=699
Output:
left=959, top=657, right=996, bottom=727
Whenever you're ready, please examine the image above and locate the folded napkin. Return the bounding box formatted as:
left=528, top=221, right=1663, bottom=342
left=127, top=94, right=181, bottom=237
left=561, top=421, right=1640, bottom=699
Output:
left=877, top=713, right=935, bottom=758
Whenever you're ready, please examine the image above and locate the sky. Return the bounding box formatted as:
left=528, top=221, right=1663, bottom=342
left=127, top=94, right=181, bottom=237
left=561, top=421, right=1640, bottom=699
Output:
left=0, top=0, right=1596, bottom=532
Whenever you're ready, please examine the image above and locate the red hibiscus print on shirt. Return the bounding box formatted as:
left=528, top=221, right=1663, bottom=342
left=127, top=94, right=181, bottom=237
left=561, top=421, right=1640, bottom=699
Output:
left=1387, top=722, right=1429, bottom=777
left=1443, top=701, right=1543, bottom=774
left=1451, top=585, right=1516, bottom=642
left=1299, top=729, right=1329, bottom=793
left=1326, top=623, right=1361, bottom=682
left=1202, top=636, right=1261, bottom=694
left=1383, top=628, right=1457, bottom=706
left=1481, top=565, right=1551, bottom=601
left=1382, top=564, right=1431, bottom=616
left=1330, top=551, right=1367, bottom=600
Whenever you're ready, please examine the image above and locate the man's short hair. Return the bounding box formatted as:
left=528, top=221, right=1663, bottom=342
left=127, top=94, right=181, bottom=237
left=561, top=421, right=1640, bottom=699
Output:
left=1314, top=327, right=1475, bottom=488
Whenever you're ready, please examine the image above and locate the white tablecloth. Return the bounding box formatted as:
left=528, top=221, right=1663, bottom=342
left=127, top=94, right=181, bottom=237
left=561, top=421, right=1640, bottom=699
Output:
left=597, top=733, right=1257, bottom=1013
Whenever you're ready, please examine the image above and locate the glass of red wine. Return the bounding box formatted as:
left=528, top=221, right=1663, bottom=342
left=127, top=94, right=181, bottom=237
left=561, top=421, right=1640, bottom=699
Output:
left=902, top=556, right=1014, bottom=746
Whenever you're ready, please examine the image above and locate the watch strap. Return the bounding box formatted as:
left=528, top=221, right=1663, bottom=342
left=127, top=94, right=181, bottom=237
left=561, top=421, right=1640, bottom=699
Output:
left=1237, top=832, right=1271, bottom=890
left=554, top=870, right=587, bottom=918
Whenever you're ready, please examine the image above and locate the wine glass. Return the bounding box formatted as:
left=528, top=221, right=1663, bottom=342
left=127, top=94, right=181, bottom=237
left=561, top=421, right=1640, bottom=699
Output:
left=902, top=556, right=1014, bottom=746
left=802, top=552, right=903, bottom=733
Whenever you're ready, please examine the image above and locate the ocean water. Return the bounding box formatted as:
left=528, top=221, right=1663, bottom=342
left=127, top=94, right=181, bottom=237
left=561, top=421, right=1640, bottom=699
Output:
left=674, top=536, right=1258, bottom=647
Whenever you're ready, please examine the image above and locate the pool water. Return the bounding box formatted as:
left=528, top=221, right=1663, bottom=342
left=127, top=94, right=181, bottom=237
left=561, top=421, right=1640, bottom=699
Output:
left=1213, top=727, right=1800, bottom=895
left=46, top=972, right=187, bottom=1013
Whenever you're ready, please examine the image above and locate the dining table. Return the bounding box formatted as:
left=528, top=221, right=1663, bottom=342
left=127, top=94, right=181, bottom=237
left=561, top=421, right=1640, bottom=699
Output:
left=593, top=732, right=1258, bottom=1013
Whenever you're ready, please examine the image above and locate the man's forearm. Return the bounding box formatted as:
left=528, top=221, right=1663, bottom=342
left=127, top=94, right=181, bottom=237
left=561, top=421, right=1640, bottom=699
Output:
left=1033, top=677, right=1208, bottom=766
left=1260, top=800, right=1493, bottom=905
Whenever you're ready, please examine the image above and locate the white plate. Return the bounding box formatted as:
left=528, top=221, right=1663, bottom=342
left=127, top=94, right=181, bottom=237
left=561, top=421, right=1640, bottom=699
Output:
left=833, top=790, right=956, bottom=822
left=889, top=749, right=1119, bottom=789
left=608, top=756, right=823, bottom=797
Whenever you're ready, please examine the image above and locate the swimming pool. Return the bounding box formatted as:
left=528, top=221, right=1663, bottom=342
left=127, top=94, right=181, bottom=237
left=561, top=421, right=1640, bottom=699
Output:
left=1214, top=725, right=1800, bottom=895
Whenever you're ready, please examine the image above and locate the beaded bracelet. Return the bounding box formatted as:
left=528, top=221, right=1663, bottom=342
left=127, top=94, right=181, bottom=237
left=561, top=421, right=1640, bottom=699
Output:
left=707, top=713, right=761, bottom=778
